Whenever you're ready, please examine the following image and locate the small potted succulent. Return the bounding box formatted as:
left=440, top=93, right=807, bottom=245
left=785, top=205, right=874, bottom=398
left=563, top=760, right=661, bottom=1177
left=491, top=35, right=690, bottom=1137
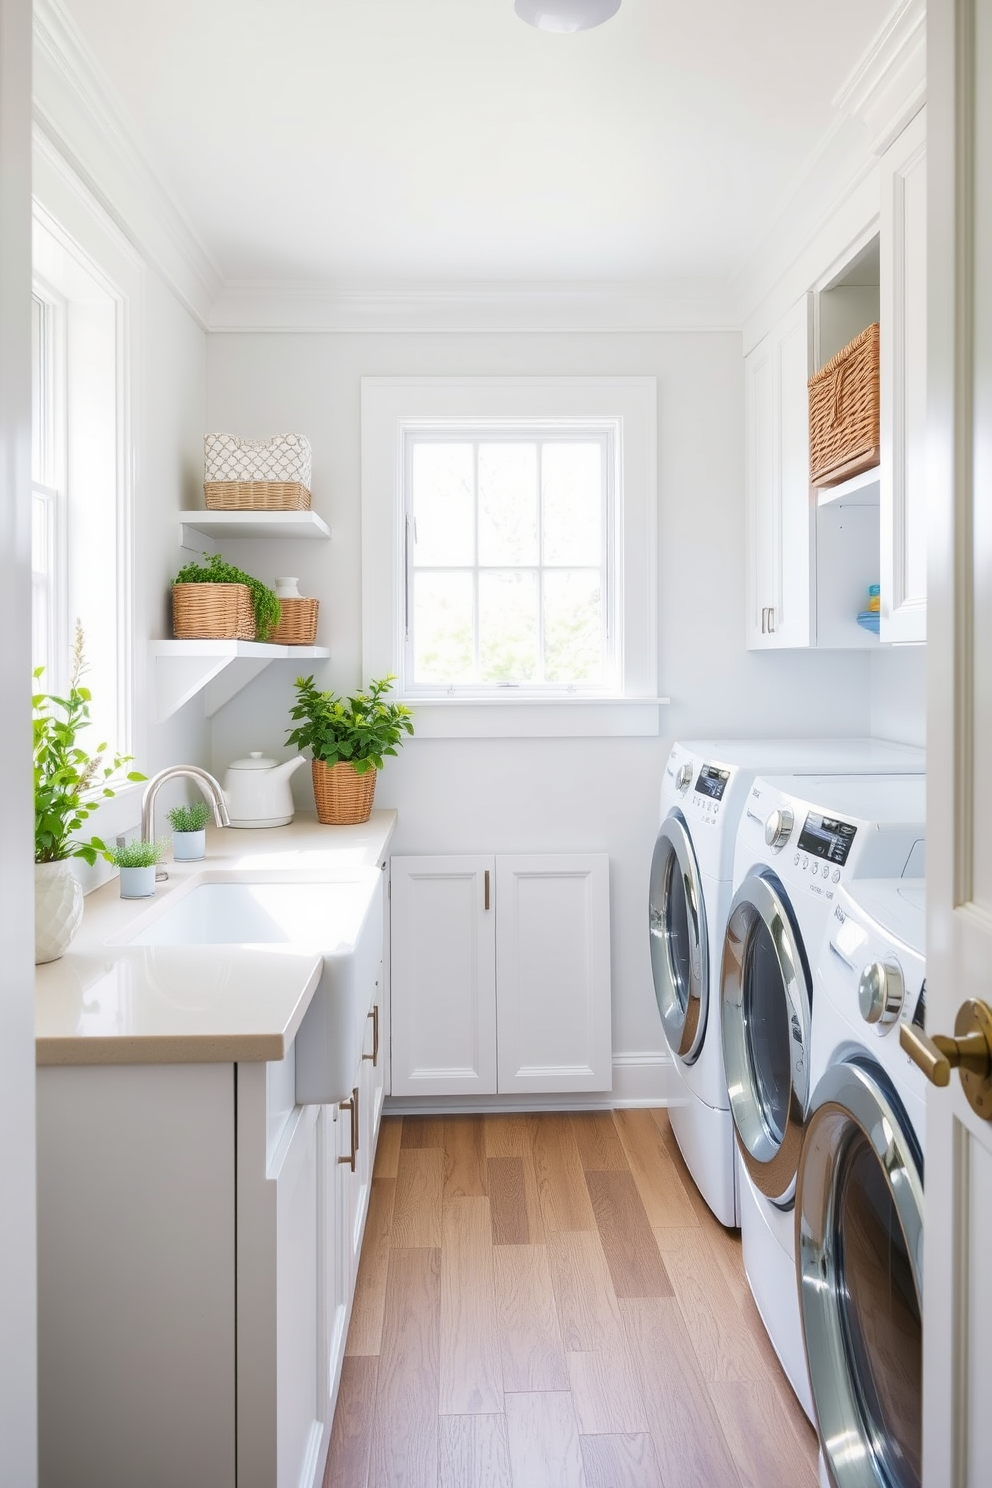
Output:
left=109, top=839, right=166, bottom=899
left=166, top=800, right=211, bottom=860
left=286, top=673, right=414, bottom=825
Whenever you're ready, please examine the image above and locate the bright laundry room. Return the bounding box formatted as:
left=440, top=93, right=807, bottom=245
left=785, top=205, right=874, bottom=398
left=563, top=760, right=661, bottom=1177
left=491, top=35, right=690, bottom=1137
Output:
left=11, top=1, right=983, bottom=1486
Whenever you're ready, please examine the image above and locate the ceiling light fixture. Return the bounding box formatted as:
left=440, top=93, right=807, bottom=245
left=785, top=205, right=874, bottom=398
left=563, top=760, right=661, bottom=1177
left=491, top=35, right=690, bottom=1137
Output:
left=514, top=0, right=621, bottom=33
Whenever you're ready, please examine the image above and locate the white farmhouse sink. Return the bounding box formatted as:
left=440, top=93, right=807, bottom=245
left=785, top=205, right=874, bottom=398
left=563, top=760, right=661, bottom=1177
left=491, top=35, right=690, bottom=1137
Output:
left=119, top=870, right=383, bottom=1105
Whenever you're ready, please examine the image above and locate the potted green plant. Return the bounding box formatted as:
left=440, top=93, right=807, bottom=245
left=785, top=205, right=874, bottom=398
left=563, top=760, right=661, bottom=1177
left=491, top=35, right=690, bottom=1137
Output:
left=286, top=673, right=414, bottom=824
left=109, top=838, right=166, bottom=899
left=34, top=629, right=145, bottom=963
left=166, top=800, right=212, bottom=860
left=172, top=552, right=281, bottom=642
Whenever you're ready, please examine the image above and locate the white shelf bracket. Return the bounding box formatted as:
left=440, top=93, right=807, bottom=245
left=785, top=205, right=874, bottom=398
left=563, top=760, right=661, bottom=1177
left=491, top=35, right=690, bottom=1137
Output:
left=154, top=653, right=241, bottom=721
left=203, top=659, right=274, bottom=717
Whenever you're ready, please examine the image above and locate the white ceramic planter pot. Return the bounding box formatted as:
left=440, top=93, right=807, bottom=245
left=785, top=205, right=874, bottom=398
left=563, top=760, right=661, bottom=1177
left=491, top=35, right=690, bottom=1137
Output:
left=172, top=829, right=206, bottom=861
left=35, top=860, right=84, bottom=965
left=119, top=865, right=157, bottom=899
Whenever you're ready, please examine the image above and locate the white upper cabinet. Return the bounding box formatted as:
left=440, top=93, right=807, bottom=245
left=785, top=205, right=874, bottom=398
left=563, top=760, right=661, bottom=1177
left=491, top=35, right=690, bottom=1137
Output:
left=879, top=107, right=928, bottom=643
left=745, top=295, right=815, bottom=649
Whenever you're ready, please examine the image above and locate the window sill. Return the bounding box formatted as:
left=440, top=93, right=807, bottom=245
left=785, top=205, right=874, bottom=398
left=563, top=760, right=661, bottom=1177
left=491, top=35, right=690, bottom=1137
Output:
left=404, top=697, right=669, bottom=738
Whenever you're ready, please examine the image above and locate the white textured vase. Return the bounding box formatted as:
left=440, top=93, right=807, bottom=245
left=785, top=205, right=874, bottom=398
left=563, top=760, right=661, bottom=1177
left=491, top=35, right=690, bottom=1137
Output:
left=35, top=860, right=84, bottom=965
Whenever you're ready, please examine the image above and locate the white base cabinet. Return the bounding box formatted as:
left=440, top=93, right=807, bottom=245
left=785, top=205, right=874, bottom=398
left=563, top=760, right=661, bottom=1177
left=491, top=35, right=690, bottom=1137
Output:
left=37, top=981, right=386, bottom=1488
left=390, top=853, right=612, bottom=1098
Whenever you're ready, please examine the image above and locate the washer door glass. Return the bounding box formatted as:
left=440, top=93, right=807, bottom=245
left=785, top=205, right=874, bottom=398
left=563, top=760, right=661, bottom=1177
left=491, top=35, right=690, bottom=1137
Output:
left=649, top=816, right=707, bottom=1061
left=797, top=1059, right=923, bottom=1488
left=721, top=872, right=810, bottom=1202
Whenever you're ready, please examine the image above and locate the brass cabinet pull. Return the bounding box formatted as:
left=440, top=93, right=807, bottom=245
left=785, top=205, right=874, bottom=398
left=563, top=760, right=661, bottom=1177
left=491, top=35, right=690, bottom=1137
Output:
left=900, top=998, right=992, bottom=1118
left=337, top=1085, right=359, bottom=1170
left=485, top=869, right=490, bottom=911
left=363, top=1003, right=379, bottom=1067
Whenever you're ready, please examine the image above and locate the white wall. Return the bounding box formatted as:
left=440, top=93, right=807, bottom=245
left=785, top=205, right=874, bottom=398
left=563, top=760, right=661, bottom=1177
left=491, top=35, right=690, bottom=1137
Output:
left=0, top=0, right=38, bottom=1479
left=870, top=643, right=926, bottom=748
left=206, top=328, right=873, bottom=1064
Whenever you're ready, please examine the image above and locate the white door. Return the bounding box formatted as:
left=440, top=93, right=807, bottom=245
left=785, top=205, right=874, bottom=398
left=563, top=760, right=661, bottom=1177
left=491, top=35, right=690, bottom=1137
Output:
left=745, top=294, right=815, bottom=649
left=390, top=855, right=497, bottom=1096
left=919, top=4, right=992, bottom=1481
left=495, top=854, right=612, bottom=1094
left=880, top=107, right=928, bottom=644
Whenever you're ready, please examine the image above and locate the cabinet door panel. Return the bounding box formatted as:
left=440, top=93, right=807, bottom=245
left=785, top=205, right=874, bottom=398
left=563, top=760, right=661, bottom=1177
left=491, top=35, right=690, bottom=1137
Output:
left=272, top=1103, right=323, bottom=1488
left=390, top=856, right=497, bottom=1096
left=880, top=107, right=928, bottom=643
left=495, top=854, right=612, bottom=1093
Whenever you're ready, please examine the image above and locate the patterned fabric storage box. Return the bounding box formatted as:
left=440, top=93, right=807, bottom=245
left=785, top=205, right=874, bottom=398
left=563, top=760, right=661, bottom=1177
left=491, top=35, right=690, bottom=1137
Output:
left=203, top=433, right=312, bottom=510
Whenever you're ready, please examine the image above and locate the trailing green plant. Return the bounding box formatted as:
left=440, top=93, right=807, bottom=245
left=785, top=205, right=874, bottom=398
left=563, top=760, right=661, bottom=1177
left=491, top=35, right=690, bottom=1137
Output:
left=172, top=552, right=281, bottom=641
left=166, top=801, right=212, bottom=834
left=286, top=673, right=414, bottom=774
left=34, top=626, right=145, bottom=866
left=108, top=838, right=165, bottom=869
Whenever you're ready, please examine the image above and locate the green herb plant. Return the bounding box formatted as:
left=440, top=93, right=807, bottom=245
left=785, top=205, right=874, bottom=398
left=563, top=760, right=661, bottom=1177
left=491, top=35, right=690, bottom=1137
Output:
left=34, top=626, right=145, bottom=866
left=173, top=552, right=281, bottom=641
left=286, top=674, right=414, bottom=774
left=109, top=838, right=165, bottom=869
left=166, top=801, right=212, bottom=834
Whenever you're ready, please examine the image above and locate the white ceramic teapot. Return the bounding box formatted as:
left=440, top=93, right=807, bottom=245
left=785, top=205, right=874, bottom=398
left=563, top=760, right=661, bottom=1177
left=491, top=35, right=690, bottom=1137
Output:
left=223, top=752, right=305, bottom=828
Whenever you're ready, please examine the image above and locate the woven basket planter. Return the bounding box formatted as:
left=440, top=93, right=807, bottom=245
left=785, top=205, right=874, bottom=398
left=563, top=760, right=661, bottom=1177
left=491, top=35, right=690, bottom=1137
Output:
left=269, top=597, right=319, bottom=646
left=172, top=582, right=255, bottom=640
left=204, top=480, right=312, bottom=512
left=809, top=323, right=881, bottom=488
left=312, top=761, right=376, bottom=825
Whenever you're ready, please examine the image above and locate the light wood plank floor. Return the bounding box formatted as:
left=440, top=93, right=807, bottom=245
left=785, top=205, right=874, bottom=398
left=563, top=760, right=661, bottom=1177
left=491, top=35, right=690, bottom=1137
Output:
left=324, top=1109, right=818, bottom=1488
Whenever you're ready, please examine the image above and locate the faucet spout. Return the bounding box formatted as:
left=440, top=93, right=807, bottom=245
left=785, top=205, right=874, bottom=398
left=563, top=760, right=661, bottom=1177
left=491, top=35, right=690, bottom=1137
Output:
left=141, top=765, right=231, bottom=843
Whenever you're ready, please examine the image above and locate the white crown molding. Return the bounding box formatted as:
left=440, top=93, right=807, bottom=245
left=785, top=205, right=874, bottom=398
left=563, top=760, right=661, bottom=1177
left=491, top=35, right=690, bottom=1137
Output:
left=833, top=0, right=926, bottom=155
left=207, top=279, right=740, bottom=335
left=32, top=0, right=221, bottom=328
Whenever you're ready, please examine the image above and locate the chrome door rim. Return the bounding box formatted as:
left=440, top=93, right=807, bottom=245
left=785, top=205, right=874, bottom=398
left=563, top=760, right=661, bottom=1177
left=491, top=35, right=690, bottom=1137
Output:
left=648, top=814, right=708, bottom=1061
left=721, top=872, right=811, bottom=1201
left=796, top=1059, right=924, bottom=1488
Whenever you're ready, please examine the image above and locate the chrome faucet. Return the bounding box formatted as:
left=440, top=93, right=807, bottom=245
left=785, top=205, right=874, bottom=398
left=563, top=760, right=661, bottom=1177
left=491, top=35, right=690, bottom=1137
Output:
left=141, top=765, right=231, bottom=843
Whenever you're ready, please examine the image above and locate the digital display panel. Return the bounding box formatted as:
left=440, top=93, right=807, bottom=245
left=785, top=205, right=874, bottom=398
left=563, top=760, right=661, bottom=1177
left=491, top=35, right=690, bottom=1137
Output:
left=695, top=765, right=730, bottom=801
left=797, top=812, right=857, bottom=866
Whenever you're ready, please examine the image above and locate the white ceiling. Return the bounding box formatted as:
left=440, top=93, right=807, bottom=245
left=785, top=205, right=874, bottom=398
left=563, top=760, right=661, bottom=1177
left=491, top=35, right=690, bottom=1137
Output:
left=61, top=0, right=892, bottom=289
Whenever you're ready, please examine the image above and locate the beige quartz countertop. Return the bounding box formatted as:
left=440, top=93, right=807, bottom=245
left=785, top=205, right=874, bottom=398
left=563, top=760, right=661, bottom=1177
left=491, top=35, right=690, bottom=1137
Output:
left=35, top=811, right=396, bottom=1067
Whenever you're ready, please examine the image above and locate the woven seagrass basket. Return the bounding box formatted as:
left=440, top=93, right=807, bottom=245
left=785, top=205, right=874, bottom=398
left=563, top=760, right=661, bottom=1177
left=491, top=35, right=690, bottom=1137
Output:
left=809, top=323, right=880, bottom=488
left=269, top=598, right=319, bottom=646
left=172, top=582, right=255, bottom=640
left=312, top=761, right=376, bottom=825
left=203, top=480, right=312, bottom=512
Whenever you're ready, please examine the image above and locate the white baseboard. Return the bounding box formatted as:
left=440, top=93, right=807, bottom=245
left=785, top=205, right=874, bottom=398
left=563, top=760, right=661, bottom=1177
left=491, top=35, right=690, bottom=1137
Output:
left=383, top=1050, right=681, bottom=1116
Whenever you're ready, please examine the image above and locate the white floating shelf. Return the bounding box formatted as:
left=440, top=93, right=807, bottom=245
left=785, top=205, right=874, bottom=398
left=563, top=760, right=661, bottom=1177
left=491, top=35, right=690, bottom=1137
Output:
left=816, top=466, right=881, bottom=508
left=150, top=640, right=330, bottom=721
left=179, top=509, right=332, bottom=548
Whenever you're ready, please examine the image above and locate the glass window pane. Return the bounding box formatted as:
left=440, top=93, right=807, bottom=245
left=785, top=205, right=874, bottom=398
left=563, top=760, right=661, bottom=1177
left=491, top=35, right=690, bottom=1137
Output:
left=412, top=443, right=474, bottom=566
left=31, top=298, right=43, bottom=485
left=543, top=570, right=603, bottom=684
left=542, top=442, right=603, bottom=566
left=479, top=570, right=538, bottom=683
left=478, top=443, right=538, bottom=566
left=413, top=571, right=475, bottom=684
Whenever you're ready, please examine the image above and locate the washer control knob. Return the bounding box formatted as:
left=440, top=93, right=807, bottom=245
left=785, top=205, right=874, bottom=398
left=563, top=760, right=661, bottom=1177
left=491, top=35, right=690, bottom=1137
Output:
left=859, top=960, right=905, bottom=1027
left=676, top=763, right=693, bottom=793
left=764, top=807, right=795, bottom=850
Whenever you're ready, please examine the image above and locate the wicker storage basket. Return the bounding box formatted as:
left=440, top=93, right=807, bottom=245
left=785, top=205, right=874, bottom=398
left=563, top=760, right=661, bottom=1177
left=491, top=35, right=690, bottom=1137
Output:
left=203, top=480, right=312, bottom=511
left=809, top=323, right=881, bottom=488
left=312, top=761, right=376, bottom=825
left=172, top=583, right=255, bottom=640
left=269, top=597, right=319, bottom=646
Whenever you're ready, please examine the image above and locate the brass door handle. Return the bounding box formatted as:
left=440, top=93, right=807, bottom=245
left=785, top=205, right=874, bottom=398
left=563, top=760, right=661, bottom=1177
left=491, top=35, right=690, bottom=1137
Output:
left=900, top=998, right=992, bottom=1119
left=338, top=1085, right=359, bottom=1170
left=363, top=1002, right=379, bottom=1067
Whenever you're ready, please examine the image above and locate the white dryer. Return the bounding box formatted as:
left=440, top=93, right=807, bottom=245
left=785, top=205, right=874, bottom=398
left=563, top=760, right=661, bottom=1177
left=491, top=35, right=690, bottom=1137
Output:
left=720, top=773, right=926, bottom=1418
left=649, top=739, right=924, bottom=1228
left=798, top=879, right=926, bottom=1488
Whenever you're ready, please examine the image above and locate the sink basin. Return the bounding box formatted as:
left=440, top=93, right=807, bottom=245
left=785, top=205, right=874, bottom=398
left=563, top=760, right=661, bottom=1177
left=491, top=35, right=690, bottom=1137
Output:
left=119, top=870, right=383, bottom=1105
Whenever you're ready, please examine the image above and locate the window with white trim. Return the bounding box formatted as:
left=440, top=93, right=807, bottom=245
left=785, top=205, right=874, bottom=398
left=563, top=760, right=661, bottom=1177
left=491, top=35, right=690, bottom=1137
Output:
left=31, top=292, right=65, bottom=689
left=404, top=428, right=616, bottom=696
left=362, top=378, right=661, bottom=738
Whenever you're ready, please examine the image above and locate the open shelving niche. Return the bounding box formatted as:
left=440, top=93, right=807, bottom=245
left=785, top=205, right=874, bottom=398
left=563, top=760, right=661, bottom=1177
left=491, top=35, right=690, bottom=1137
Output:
left=154, top=507, right=332, bottom=719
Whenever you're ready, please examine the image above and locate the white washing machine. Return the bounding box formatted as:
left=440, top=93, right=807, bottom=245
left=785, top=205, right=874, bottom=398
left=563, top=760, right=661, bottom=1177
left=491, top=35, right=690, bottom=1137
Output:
left=799, top=879, right=926, bottom=1488
left=720, top=773, right=926, bottom=1418
left=648, top=739, right=924, bottom=1228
